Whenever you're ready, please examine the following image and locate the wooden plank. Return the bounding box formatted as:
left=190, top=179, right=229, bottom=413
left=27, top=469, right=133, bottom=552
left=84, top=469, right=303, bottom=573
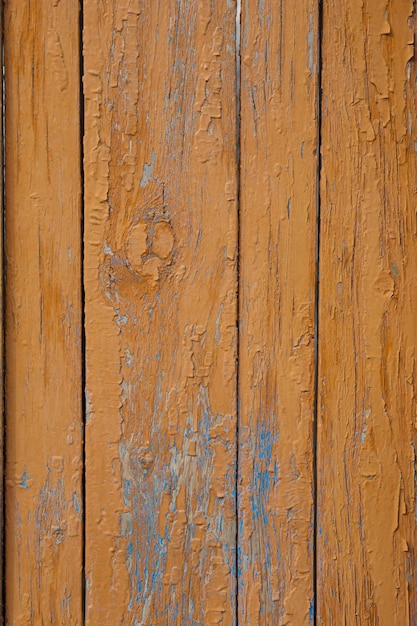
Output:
left=318, top=1, right=417, bottom=623
left=238, top=1, right=319, bottom=623
left=4, top=0, right=83, bottom=623
left=83, top=1, right=238, bottom=622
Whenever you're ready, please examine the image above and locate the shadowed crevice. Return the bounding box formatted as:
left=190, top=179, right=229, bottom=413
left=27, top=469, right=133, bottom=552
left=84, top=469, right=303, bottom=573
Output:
left=235, top=0, right=241, bottom=623
left=79, top=0, right=86, bottom=622
left=1, top=2, right=5, bottom=620
left=313, top=2, right=324, bottom=625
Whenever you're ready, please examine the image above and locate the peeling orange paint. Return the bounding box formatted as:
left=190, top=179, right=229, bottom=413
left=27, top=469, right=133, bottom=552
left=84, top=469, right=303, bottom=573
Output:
left=84, top=0, right=238, bottom=622
left=4, top=1, right=417, bottom=623
left=4, top=0, right=83, bottom=622
left=318, top=1, right=417, bottom=623
left=239, top=0, right=319, bottom=623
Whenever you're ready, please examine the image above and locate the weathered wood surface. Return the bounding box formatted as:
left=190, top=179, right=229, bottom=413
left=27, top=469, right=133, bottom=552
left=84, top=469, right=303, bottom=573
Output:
left=318, top=1, right=417, bottom=623
left=239, top=0, right=319, bottom=623
left=3, top=1, right=417, bottom=623
left=4, top=0, right=83, bottom=623
left=83, top=1, right=238, bottom=623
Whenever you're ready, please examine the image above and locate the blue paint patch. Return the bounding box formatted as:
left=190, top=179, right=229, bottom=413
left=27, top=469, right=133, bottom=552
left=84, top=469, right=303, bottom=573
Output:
left=123, top=479, right=132, bottom=507
left=307, top=13, right=315, bottom=73
left=195, top=386, right=215, bottom=485
left=237, top=418, right=281, bottom=609
left=34, top=474, right=68, bottom=558
left=309, top=597, right=315, bottom=623
left=307, top=29, right=314, bottom=72
left=72, top=490, right=81, bottom=515
left=119, top=439, right=169, bottom=613
left=20, top=467, right=30, bottom=490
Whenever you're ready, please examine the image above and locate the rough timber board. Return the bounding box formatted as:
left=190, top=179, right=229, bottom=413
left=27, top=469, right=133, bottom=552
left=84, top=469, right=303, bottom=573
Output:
left=239, top=0, right=319, bottom=623
left=4, top=0, right=83, bottom=622
left=317, top=1, right=417, bottom=623
left=83, top=1, right=238, bottom=623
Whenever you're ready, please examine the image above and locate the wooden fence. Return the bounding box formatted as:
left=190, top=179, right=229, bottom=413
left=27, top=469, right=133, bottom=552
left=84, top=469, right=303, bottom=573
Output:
left=3, top=0, right=417, bottom=624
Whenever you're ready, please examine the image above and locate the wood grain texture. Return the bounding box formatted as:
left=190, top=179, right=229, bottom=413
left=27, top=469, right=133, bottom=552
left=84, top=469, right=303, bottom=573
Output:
left=238, top=1, right=319, bottom=623
left=83, top=1, right=238, bottom=623
left=318, top=1, right=417, bottom=623
left=4, top=0, right=83, bottom=623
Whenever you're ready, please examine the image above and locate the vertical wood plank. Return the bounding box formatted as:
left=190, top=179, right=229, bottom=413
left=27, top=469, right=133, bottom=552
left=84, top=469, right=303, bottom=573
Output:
left=83, top=1, right=238, bottom=623
left=239, top=1, right=319, bottom=623
left=4, top=0, right=83, bottom=623
left=318, top=1, right=417, bottom=622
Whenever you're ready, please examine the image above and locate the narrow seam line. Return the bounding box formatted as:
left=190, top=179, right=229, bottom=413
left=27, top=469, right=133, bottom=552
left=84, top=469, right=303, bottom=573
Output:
left=235, top=0, right=242, bottom=624
left=313, top=2, right=324, bottom=625
left=1, top=0, right=6, bottom=619
left=79, top=0, right=86, bottom=622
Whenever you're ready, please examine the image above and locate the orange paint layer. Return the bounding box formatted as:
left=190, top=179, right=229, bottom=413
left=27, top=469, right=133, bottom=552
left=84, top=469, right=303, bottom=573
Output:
left=318, top=0, right=417, bottom=622
left=4, top=0, right=83, bottom=622
left=3, top=2, right=417, bottom=623
left=83, top=0, right=238, bottom=622
left=239, top=0, right=319, bottom=623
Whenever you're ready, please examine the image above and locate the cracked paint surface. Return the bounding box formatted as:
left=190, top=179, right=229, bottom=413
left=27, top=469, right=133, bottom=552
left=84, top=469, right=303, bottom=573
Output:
left=4, top=0, right=83, bottom=623
left=318, top=1, right=417, bottom=623
left=4, top=0, right=417, bottom=623
left=84, top=0, right=238, bottom=623
left=239, top=0, right=319, bottom=623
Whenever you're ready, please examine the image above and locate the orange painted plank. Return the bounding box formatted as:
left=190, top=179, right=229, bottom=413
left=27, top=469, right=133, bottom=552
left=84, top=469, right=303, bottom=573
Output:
left=318, top=1, right=417, bottom=623
left=4, top=0, right=83, bottom=623
left=239, top=1, right=319, bottom=623
left=83, top=1, right=238, bottom=622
